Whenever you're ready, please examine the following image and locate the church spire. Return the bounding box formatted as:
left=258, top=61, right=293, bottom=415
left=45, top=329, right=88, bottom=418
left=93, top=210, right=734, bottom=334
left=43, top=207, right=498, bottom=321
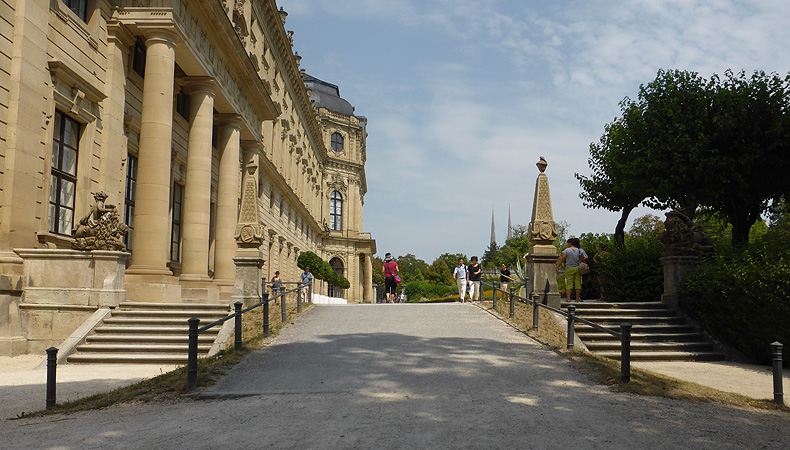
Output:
left=490, top=205, right=496, bottom=246
left=507, top=204, right=513, bottom=241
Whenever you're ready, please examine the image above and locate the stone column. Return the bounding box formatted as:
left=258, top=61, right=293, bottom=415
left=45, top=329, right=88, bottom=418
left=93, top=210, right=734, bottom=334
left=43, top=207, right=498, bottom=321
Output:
left=525, top=157, right=561, bottom=308
left=364, top=253, right=373, bottom=303
left=214, top=116, right=243, bottom=287
left=180, top=79, right=216, bottom=281
left=125, top=29, right=180, bottom=302
left=127, top=29, right=178, bottom=275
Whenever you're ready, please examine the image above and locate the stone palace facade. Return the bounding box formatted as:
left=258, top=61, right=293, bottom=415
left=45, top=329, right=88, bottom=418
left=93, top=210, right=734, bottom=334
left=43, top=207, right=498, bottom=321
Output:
left=0, top=0, right=376, bottom=355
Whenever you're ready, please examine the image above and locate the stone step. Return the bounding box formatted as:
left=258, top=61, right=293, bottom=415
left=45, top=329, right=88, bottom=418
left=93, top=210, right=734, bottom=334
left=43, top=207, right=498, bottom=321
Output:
left=575, top=323, right=697, bottom=333
left=118, top=302, right=230, bottom=311
left=66, top=353, right=191, bottom=364
left=571, top=309, right=676, bottom=317
left=575, top=315, right=687, bottom=324
left=103, top=317, right=226, bottom=327
left=585, top=341, right=716, bottom=352
left=93, top=325, right=219, bottom=335
left=561, top=301, right=670, bottom=309
left=112, top=310, right=229, bottom=319
left=75, top=343, right=211, bottom=353
left=577, top=331, right=706, bottom=342
left=595, top=350, right=726, bottom=362
left=86, top=334, right=215, bottom=344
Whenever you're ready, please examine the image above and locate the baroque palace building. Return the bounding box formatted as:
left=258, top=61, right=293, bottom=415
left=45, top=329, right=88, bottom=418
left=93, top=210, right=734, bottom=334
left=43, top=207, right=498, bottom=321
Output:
left=0, top=0, right=376, bottom=355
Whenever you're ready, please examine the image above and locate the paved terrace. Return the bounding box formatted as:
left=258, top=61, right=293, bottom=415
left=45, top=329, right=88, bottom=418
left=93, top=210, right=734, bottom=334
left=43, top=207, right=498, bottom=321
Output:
left=1, top=303, right=788, bottom=449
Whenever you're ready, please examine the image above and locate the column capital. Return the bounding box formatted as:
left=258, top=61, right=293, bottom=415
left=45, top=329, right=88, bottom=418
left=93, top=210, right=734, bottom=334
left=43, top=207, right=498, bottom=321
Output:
left=106, top=21, right=136, bottom=50
left=140, top=27, right=179, bottom=46
left=241, top=140, right=264, bottom=152
left=185, top=77, right=217, bottom=96
left=215, top=114, right=243, bottom=129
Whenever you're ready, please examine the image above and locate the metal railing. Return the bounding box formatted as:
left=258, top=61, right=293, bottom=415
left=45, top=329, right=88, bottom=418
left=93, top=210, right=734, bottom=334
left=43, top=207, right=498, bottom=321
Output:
left=481, top=281, right=633, bottom=383
left=186, top=281, right=311, bottom=391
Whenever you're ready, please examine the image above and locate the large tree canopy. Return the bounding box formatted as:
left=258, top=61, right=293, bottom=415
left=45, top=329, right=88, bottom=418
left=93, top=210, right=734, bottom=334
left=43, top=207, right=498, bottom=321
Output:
left=578, top=69, right=790, bottom=247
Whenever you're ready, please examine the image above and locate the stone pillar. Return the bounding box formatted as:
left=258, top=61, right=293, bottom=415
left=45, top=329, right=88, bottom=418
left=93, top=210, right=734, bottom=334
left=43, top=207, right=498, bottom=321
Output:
left=660, top=255, right=697, bottom=308
left=180, top=79, right=216, bottom=280
left=127, top=29, right=178, bottom=275
left=525, top=157, right=561, bottom=308
left=364, top=253, right=373, bottom=303
left=232, top=142, right=265, bottom=307
left=125, top=29, right=180, bottom=302
left=214, top=116, right=243, bottom=289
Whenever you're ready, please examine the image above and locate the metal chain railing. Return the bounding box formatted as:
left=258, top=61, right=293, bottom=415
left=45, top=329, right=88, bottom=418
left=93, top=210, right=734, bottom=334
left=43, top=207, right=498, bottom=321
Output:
left=187, top=281, right=311, bottom=391
left=481, top=281, right=633, bottom=383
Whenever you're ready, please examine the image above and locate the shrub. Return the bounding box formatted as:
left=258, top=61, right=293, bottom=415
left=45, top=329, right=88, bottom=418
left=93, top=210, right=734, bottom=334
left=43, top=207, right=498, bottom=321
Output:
left=593, top=232, right=664, bottom=302
left=297, top=251, right=350, bottom=289
left=681, top=248, right=790, bottom=366
left=403, top=282, right=456, bottom=300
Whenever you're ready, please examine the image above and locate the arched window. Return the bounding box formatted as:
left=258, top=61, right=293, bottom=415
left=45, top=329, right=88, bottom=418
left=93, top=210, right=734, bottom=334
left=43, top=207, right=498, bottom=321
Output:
left=331, top=132, right=343, bottom=153
left=330, top=191, right=343, bottom=231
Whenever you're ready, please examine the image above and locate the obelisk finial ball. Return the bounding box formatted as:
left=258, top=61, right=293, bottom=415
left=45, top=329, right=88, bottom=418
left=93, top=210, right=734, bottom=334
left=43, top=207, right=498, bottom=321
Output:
left=536, top=156, right=548, bottom=173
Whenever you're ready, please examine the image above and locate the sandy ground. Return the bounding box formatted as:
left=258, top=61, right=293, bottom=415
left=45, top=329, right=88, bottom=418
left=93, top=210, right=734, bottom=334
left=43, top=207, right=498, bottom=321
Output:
left=0, top=354, right=176, bottom=419
left=0, top=304, right=788, bottom=450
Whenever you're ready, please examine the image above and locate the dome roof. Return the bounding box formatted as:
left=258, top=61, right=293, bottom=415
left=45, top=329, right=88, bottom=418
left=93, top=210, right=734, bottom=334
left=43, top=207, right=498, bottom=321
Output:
left=303, top=74, right=355, bottom=116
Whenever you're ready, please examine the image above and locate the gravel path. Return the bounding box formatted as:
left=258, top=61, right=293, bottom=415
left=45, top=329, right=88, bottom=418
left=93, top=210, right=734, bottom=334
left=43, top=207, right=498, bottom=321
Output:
left=1, top=304, right=788, bottom=449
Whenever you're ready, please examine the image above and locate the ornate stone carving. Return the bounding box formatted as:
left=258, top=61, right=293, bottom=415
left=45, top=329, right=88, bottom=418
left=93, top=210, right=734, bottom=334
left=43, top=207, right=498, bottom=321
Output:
left=234, top=159, right=264, bottom=246
left=72, top=192, right=129, bottom=251
left=327, top=175, right=347, bottom=194
left=527, top=157, right=558, bottom=245
left=660, top=211, right=714, bottom=257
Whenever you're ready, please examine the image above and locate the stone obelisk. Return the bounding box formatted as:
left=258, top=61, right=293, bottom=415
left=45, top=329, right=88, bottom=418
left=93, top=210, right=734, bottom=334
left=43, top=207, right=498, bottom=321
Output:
left=526, top=157, right=561, bottom=308
left=232, top=145, right=266, bottom=307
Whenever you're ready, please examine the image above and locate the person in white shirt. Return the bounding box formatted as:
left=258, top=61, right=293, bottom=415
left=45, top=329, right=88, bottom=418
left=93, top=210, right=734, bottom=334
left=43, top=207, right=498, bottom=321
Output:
left=453, top=258, right=468, bottom=302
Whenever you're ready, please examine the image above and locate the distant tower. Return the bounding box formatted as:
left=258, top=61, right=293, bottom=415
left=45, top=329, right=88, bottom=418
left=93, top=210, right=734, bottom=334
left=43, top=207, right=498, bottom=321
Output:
left=507, top=204, right=513, bottom=241
left=490, top=206, right=496, bottom=246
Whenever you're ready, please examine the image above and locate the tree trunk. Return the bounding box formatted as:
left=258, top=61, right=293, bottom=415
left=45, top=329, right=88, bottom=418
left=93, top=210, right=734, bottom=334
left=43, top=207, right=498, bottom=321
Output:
left=614, top=205, right=637, bottom=246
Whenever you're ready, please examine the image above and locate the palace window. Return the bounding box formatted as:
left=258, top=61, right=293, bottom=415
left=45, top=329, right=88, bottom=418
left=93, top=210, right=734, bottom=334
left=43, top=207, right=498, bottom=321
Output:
left=176, top=88, right=191, bottom=120
left=124, top=154, right=138, bottom=250
left=132, top=39, right=146, bottom=78
left=330, top=191, right=343, bottom=231
left=171, top=183, right=183, bottom=262
left=331, top=132, right=343, bottom=153
left=49, top=111, right=80, bottom=236
left=63, top=0, right=88, bottom=22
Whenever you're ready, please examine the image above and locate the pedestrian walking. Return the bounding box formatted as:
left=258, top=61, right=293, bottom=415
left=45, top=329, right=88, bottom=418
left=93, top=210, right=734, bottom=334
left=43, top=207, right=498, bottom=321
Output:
left=467, top=256, right=482, bottom=302
left=453, top=257, right=468, bottom=302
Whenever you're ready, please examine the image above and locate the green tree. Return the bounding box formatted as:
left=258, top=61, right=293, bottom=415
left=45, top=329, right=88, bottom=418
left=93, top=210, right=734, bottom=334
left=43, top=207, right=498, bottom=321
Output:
left=481, top=241, right=499, bottom=268
left=629, top=214, right=665, bottom=236
left=395, top=253, right=428, bottom=283
left=425, top=257, right=453, bottom=285
left=371, top=256, right=384, bottom=286
left=578, top=69, right=790, bottom=247
left=437, top=253, right=466, bottom=275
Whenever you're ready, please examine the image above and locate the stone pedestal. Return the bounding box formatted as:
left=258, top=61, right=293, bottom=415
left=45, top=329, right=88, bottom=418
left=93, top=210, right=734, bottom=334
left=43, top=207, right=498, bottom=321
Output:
left=16, top=249, right=129, bottom=307
left=527, top=245, right=562, bottom=309
left=232, top=252, right=265, bottom=307
left=660, top=255, right=697, bottom=308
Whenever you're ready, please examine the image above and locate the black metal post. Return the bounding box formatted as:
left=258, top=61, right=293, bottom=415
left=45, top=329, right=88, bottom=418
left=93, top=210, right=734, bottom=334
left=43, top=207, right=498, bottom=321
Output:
left=234, top=301, right=243, bottom=351
left=187, top=317, right=200, bottom=391
left=509, top=287, right=515, bottom=319
left=620, top=323, right=632, bottom=383
left=532, top=294, right=539, bottom=330
left=567, top=305, right=575, bottom=350
left=281, top=285, right=287, bottom=323
left=262, top=293, right=270, bottom=334
left=297, top=281, right=302, bottom=313
left=492, top=284, right=498, bottom=309
left=771, top=341, right=784, bottom=404
left=307, top=282, right=313, bottom=304
left=46, top=347, right=58, bottom=409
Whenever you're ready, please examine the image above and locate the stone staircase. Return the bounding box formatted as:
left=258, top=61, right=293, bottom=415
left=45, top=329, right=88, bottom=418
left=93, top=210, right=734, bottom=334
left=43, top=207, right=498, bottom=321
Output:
left=565, top=301, right=725, bottom=361
left=67, top=302, right=231, bottom=364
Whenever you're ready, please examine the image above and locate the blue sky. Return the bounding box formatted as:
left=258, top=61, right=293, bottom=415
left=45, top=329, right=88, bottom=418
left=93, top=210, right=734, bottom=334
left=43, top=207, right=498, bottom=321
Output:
left=278, top=0, right=790, bottom=263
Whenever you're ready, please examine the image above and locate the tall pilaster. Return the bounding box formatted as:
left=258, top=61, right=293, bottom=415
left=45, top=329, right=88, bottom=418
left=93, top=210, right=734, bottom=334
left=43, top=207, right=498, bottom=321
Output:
left=364, top=253, right=373, bottom=303
left=127, top=29, right=178, bottom=276
left=214, top=116, right=243, bottom=284
left=180, top=79, right=216, bottom=280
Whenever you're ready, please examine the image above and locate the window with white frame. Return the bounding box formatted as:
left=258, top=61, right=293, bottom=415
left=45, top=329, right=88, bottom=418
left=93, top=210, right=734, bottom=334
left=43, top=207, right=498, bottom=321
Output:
left=331, top=132, right=343, bottom=153
left=330, top=191, right=343, bottom=231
